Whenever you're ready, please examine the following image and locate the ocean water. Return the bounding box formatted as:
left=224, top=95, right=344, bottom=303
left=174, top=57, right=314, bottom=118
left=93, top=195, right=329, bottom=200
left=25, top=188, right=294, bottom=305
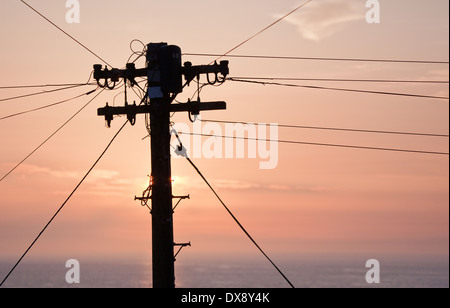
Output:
left=0, top=257, right=448, bottom=288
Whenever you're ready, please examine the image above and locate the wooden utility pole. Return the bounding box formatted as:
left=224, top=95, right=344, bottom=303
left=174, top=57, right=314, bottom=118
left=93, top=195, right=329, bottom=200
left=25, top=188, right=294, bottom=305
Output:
left=149, top=96, right=175, bottom=288
left=94, top=42, right=229, bottom=288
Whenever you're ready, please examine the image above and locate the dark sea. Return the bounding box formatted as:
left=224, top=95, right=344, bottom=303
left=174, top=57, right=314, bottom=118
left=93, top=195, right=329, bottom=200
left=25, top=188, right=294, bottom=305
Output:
left=0, top=256, right=448, bottom=288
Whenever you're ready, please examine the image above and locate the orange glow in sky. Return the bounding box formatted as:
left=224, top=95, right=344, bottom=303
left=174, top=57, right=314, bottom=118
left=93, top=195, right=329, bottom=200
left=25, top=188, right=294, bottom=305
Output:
left=0, top=0, right=448, bottom=281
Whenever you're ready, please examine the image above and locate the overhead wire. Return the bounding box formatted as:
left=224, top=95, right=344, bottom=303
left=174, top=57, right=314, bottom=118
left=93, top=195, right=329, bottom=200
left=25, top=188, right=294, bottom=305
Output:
left=200, top=119, right=450, bottom=138
left=177, top=0, right=314, bottom=95
left=170, top=126, right=295, bottom=288
left=186, top=156, right=295, bottom=288
left=0, top=84, right=96, bottom=103
left=0, top=88, right=97, bottom=121
left=1, top=70, right=96, bottom=90
left=228, top=76, right=449, bottom=85
left=0, top=82, right=97, bottom=90
left=178, top=132, right=449, bottom=156
left=211, top=0, right=312, bottom=64
left=184, top=53, right=450, bottom=65
left=227, top=78, right=450, bottom=100
left=0, top=89, right=105, bottom=183
left=19, top=0, right=112, bottom=67
left=0, top=119, right=128, bottom=287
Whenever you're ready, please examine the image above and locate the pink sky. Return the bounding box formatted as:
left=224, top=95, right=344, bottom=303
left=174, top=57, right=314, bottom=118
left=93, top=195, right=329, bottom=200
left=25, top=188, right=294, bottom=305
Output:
left=0, top=0, right=448, bottom=271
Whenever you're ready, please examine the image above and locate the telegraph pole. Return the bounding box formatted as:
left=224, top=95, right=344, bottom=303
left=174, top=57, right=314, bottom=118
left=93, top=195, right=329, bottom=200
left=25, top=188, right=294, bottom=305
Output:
left=93, top=42, right=229, bottom=288
left=149, top=96, right=175, bottom=288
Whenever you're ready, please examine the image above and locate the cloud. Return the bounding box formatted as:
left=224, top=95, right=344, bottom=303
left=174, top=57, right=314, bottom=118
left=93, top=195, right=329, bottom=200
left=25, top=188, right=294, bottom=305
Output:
left=8, top=164, right=120, bottom=182
left=3, top=164, right=330, bottom=197
left=173, top=175, right=328, bottom=194
left=2, top=163, right=141, bottom=197
left=278, top=0, right=366, bottom=41
left=5, top=164, right=82, bottom=180
left=172, top=176, right=261, bottom=191
left=214, top=179, right=261, bottom=190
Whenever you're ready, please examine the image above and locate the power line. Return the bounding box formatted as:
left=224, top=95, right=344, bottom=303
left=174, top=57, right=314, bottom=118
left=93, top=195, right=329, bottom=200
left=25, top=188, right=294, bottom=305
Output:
left=184, top=155, right=295, bottom=288
left=19, top=0, right=112, bottom=67
left=0, top=89, right=97, bottom=121
left=0, top=89, right=105, bottom=183
left=210, top=0, right=313, bottom=63
left=184, top=53, right=450, bottom=65
left=0, top=119, right=127, bottom=287
left=0, top=84, right=95, bottom=103
left=0, top=71, right=96, bottom=91
left=179, top=132, right=449, bottom=156
left=200, top=119, right=450, bottom=138
left=227, top=78, right=450, bottom=100
left=0, top=82, right=97, bottom=90
left=178, top=0, right=314, bottom=93
left=230, top=76, right=449, bottom=84
left=170, top=127, right=295, bottom=287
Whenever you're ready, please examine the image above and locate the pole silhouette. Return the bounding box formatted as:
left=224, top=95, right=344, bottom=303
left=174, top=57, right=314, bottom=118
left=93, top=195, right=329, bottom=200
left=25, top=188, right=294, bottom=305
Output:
left=94, top=42, right=229, bottom=288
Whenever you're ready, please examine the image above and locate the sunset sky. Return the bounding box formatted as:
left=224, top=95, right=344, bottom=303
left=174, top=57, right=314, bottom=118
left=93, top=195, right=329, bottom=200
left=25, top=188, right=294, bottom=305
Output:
left=0, top=0, right=448, bottom=284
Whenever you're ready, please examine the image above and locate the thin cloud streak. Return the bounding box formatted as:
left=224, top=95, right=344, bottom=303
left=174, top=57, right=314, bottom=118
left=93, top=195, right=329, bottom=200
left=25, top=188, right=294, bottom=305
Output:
left=277, top=0, right=366, bottom=41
